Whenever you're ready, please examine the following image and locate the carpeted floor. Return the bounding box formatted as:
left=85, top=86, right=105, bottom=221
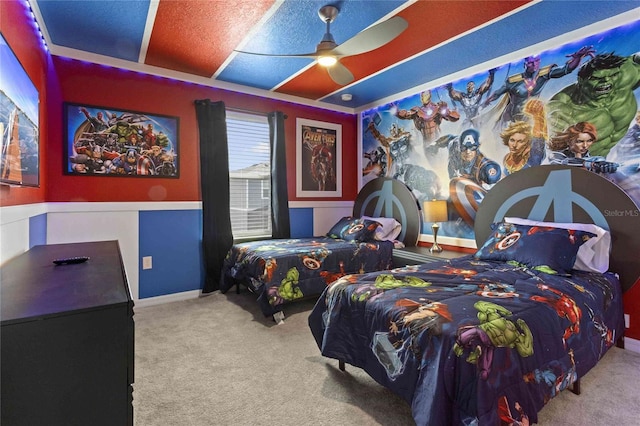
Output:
left=133, top=291, right=640, bottom=425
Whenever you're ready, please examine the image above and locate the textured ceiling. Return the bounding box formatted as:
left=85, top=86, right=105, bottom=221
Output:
left=30, top=0, right=640, bottom=112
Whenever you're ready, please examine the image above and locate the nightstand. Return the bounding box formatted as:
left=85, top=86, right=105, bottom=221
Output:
left=392, top=245, right=468, bottom=268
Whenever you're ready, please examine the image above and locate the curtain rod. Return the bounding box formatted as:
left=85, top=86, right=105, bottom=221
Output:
left=227, top=107, right=288, bottom=119
left=227, top=107, right=268, bottom=117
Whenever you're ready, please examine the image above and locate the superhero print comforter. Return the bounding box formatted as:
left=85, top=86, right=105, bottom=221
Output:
left=220, top=237, right=394, bottom=316
left=308, top=256, right=624, bottom=426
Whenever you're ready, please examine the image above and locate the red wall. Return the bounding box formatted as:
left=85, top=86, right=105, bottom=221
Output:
left=0, top=0, right=358, bottom=206
left=47, top=58, right=358, bottom=203
left=0, top=0, right=48, bottom=207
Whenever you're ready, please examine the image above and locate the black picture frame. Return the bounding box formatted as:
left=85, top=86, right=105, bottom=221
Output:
left=63, top=102, right=179, bottom=178
left=0, top=32, right=40, bottom=187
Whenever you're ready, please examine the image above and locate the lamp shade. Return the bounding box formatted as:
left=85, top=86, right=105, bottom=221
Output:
left=423, top=200, right=448, bottom=223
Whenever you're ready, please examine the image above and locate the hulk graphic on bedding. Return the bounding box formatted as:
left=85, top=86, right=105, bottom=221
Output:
left=454, top=301, right=534, bottom=380
left=268, top=267, right=303, bottom=304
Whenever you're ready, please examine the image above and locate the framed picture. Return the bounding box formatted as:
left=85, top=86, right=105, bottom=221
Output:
left=296, top=118, right=342, bottom=197
left=0, top=33, right=39, bottom=187
left=64, top=103, right=179, bottom=178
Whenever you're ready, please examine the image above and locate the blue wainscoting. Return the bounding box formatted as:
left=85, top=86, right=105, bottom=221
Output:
left=290, top=207, right=313, bottom=238
left=29, top=213, right=47, bottom=248
left=138, top=209, right=204, bottom=298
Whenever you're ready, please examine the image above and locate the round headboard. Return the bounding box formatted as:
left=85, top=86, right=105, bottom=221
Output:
left=475, top=165, right=640, bottom=292
left=353, top=177, right=421, bottom=247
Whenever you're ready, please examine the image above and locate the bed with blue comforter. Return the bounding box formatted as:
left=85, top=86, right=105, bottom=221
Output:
left=309, top=166, right=640, bottom=425
left=220, top=176, right=423, bottom=320
left=309, top=255, right=624, bottom=425
left=221, top=235, right=394, bottom=317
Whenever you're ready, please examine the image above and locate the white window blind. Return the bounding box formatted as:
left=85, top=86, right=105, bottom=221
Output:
left=226, top=111, right=271, bottom=239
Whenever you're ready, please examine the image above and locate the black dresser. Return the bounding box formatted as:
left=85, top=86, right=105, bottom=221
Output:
left=1, top=241, right=134, bottom=426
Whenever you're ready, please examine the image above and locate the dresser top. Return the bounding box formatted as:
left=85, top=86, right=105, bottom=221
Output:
left=1, top=241, right=131, bottom=324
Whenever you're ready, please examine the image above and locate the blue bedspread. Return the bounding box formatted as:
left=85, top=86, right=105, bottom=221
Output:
left=308, top=256, right=624, bottom=425
left=220, top=237, right=394, bottom=316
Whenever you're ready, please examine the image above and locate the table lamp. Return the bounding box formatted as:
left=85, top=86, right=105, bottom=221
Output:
left=423, top=200, right=448, bottom=253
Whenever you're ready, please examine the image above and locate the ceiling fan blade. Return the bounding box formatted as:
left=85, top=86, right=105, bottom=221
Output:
left=327, top=61, right=354, bottom=86
left=234, top=50, right=318, bottom=59
left=332, top=16, right=408, bottom=57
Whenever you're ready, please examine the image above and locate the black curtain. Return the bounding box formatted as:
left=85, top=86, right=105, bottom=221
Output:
left=268, top=111, right=290, bottom=239
left=195, top=99, right=233, bottom=293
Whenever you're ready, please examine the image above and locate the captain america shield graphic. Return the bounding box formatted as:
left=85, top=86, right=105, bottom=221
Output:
left=449, top=177, right=487, bottom=225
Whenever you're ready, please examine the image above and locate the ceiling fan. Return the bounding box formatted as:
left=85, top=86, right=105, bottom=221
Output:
left=234, top=5, right=408, bottom=86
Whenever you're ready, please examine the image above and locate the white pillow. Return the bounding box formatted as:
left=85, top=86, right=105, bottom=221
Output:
left=362, top=216, right=402, bottom=241
left=504, top=217, right=610, bottom=273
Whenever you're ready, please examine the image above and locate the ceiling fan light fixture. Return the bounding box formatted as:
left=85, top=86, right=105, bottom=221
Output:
left=234, top=5, right=406, bottom=86
left=318, top=55, right=337, bottom=67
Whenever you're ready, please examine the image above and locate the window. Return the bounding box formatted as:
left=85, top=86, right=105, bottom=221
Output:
left=226, top=111, right=271, bottom=240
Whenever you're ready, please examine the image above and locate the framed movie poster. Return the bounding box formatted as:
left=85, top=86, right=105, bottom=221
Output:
left=0, top=33, right=39, bottom=187
left=296, top=118, right=342, bottom=197
left=64, top=103, right=179, bottom=178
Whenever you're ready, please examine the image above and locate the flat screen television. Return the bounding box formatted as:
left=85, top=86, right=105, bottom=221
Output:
left=0, top=32, right=39, bottom=187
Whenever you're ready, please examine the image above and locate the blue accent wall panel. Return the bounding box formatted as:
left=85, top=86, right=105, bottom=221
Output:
left=29, top=213, right=47, bottom=248
left=290, top=208, right=313, bottom=238
left=139, top=210, right=203, bottom=298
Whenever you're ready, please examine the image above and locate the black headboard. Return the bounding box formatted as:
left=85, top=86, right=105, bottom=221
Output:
left=475, top=165, right=640, bottom=292
left=353, top=177, right=421, bottom=247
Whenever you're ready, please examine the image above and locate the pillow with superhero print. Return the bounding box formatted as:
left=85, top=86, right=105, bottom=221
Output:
left=474, top=221, right=596, bottom=275
left=326, top=217, right=381, bottom=242
left=504, top=217, right=610, bottom=273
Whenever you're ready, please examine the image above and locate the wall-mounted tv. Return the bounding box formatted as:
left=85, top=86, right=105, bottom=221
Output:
left=0, top=32, right=39, bottom=187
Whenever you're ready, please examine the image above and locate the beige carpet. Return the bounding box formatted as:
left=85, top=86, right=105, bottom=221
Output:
left=133, top=291, right=640, bottom=425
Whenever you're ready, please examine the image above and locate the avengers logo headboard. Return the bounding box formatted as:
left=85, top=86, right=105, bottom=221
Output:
left=353, top=177, right=421, bottom=247
left=475, top=165, right=640, bottom=292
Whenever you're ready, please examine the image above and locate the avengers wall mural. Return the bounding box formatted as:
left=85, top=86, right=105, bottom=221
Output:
left=64, top=103, right=179, bottom=178
left=361, top=19, right=640, bottom=241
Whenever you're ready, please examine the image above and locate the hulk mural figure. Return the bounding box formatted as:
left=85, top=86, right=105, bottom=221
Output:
left=547, top=52, right=640, bottom=156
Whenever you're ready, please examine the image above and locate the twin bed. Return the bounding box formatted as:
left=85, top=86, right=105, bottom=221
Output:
left=308, top=166, right=639, bottom=425
left=220, top=177, right=421, bottom=322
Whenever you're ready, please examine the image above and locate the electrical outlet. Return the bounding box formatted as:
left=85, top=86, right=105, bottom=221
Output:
left=625, top=314, right=630, bottom=329
left=142, top=256, right=153, bottom=270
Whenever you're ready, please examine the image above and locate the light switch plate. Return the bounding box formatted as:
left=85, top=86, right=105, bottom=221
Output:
left=142, top=256, right=152, bottom=270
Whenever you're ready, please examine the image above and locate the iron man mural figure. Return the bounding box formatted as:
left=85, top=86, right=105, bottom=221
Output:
left=394, top=90, right=460, bottom=157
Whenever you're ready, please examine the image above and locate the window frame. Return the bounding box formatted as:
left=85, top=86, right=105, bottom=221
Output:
left=226, top=111, right=271, bottom=241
